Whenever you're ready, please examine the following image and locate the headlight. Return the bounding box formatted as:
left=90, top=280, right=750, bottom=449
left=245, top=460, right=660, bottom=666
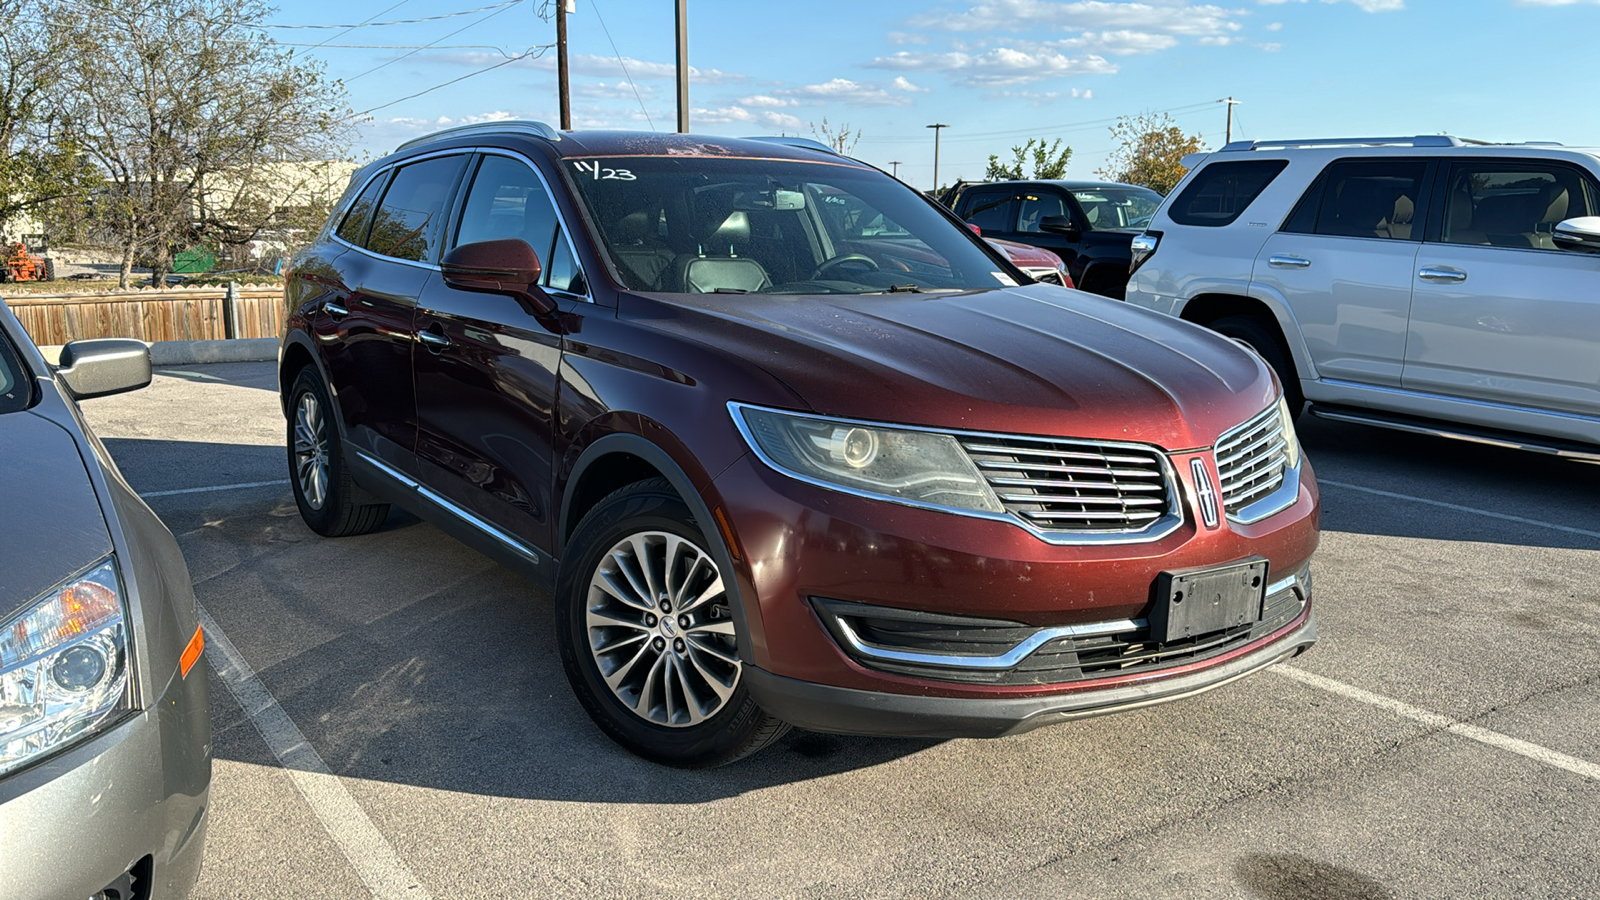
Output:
left=731, top=404, right=1005, bottom=514
left=0, top=559, right=133, bottom=777
left=1276, top=395, right=1301, bottom=470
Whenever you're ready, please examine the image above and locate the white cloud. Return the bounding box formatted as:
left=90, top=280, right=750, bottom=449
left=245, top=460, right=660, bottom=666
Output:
left=1052, top=29, right=1180, bottom=54
left=436, top=52, right=744, bottom=84
left=690, top=105, right=804, bottom=130
left=1265, top=20, right=1284, bottom=29
left=990, top=87, right=1094, bottom=105
left=1260, top=0, right=1403, bottom=8
left=1516, top=0, right=1600, bottom=4
left=912, top=1, right=1247, bottom=38
left=778, top=78, right=915, bottom=106
left=572, top=81, right=658, bottom=100
left=888, top=30, right=931, bottom=44
left=869, top=47, right=1118, bottom=87
left=739, top=94, right=799, bottom=108
left=891, top=76, right=930, bottom=93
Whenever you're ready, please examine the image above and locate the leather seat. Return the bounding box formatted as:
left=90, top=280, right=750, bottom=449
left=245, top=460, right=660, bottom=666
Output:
left=668, top=210, right=772, bottom=293
left=608, top=209, right=675, bottom=289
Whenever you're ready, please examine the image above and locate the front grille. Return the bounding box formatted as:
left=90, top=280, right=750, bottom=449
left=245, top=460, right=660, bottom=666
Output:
left=959, top=435, right=1173, bottom=536
left=1215, top=405, right=1291, bottom=517
left=1022, top=266, right=1064, bottom=285
left=815, top=575, right=1307, bottom=686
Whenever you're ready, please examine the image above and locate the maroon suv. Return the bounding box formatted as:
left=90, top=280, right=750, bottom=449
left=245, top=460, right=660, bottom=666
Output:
left=278, top=123, right=1318, bottom=767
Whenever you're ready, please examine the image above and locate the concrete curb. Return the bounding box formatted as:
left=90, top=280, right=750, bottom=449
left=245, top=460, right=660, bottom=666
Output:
left=41, top=338, right=279, bottom=366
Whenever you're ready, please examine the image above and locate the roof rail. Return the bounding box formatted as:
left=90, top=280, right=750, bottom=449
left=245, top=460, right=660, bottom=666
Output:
left=1219, top=135, right=1465, bottom=151
left=395, top=119, right=561, bottom=151
left=741, top=136, right=839, bottom=155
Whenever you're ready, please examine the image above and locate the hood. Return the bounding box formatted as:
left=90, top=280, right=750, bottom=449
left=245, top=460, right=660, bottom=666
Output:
left=0, top=411, right=114, bottom=620
left=629, top=285, right=1277, bottom=450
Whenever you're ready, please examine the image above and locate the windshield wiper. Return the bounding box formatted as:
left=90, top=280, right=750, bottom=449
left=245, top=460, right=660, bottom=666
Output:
left=712, top=287, right=750, bottom=294
left=880, top=284, right=923, bottom=293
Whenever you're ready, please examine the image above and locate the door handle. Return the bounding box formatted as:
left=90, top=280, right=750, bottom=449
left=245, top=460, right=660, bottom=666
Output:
left=1267, top=255, right=1311, bottom=268
left=1418, top=266, right=1467, bottom=283
left=323, top=300, right=350, bottom=318
left=418, top=329, right=451, bottom=352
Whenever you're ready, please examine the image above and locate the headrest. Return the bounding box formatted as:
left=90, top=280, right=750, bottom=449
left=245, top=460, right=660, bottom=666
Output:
left=1541, top=185, right=1570, bottom=224
left=613, top=210, right=656, bottom=243
left=1391, top=195, right=1414, bottom=226
left=705, top=211, right=750, bottom=247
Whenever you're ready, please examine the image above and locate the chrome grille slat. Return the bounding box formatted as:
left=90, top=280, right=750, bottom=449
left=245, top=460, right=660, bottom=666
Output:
left=960, top=434, right=1175, bottom=536
left=1215, top=405, right=1293, bottom=519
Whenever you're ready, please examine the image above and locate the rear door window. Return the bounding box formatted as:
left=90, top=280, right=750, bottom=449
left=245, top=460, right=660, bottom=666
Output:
left=1292, top=160, right=1428, bottom=241
left=335, top=174, right=387, bottom=246
left=1168, top=159, right=1288, bottom=226
left=0, top=333, right=29, bottom=414
left=365, top=155, right=468, bottom=263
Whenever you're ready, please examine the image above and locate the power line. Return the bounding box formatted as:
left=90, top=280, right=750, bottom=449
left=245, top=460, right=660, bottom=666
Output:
left=306, top=0, right=415, bottom=51
left=590, top=0, right=655, bottom=131
left=354, top=45, right=553, bottom=117
left=345, top=1, right=524, bottom=83
left=265, top=1, right=523, bottom=29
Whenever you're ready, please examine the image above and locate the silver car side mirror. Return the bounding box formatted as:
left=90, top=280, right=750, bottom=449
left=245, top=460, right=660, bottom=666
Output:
left=1552, top=216, right=1600, bottom=254
left=55, top=339, right=152, bottom=400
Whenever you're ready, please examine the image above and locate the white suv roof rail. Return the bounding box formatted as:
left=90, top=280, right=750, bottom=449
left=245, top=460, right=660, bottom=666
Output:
left=1217, top=135, right=1565, bottom=152
left=396, top=119, right=561, bottom=151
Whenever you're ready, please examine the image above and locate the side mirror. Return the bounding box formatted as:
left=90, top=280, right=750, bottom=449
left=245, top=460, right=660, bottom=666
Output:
left=440, top=239, right=557, bottom=315
left=1552, top=216, right=1600, bottom=254
left=1039, top=215, right=1080, bottom=238
left=55, top=339, right=151, bottom=400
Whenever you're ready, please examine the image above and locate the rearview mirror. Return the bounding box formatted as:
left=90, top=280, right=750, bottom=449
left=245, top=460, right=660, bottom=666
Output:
left=1552, top=216, right=1600, bottom=254
left=1039, top=215, right=1079, bottom=237
left=55, top=339, right=151, bottom=400
left=441, top=239, right=557, bottom=315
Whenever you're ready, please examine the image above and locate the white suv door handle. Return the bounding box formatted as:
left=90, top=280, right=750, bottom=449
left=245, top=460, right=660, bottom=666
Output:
left=1419, top=266, right=1467, bottom=283
left=1267, top=255, right=1311, bottom=268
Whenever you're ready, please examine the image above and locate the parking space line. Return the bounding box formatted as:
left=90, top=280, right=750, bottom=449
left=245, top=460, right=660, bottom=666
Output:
left=197, top=605, right=432, bottom=898
left=1274, top=666, right=1600, bottom=783
left=143, top=479, right=288, bottom=498
left=1319, top=479, right=1600, bottom=542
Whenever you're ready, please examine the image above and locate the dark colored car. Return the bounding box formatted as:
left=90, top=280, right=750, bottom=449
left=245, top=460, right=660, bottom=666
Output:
left=941, top=179, right=1163, bottom=298
left=0, top=305, right=211, bottom=899
left=279, top=122, right=1318, bottom=767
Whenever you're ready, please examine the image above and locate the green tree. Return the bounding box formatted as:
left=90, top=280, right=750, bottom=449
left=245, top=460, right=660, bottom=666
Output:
left=1097, top=113, right=1206, bottom=195
left=0, top=0, right=98, bottom=233
left=49, top=0, right=353, bottom=287
left=984, top=138, right=1072, bottom=181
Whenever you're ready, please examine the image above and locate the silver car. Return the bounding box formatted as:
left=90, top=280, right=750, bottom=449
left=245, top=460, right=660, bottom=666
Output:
left=0, top=300, right=210, bottom=899
left=1126, top=135, right=1600, bottom=459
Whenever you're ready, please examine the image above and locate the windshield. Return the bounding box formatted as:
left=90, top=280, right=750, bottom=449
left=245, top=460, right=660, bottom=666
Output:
left=567, top=156, right=1013, bottom=295
left=1074, top=187, right=1163, bottom=230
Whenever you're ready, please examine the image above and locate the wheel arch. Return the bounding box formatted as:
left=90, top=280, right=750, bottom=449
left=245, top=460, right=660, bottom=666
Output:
left=1177, top=290, right=1319, bottom=382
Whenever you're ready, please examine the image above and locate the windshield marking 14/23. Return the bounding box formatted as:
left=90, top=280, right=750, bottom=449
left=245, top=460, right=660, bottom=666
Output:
left=567, top=156, right=1010, bottom=295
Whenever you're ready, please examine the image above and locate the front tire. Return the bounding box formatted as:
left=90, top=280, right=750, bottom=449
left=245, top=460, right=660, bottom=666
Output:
left=1210, top=315, right=1304, bottom=420
left=286, top=366, right=389, bottom=537
left=557, top=478, right=788, bottom=767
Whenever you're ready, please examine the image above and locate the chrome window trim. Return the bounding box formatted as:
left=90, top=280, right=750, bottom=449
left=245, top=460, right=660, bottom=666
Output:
left=328, top=147, right=476, bottom=270
left=728, top=402, right=1185, bottom=546
left=469, top=148, right=593, bottom=304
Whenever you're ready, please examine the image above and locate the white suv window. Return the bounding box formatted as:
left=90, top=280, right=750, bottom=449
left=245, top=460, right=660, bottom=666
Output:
left=1286, top=159, right=1427, bottom=241
left=1167, top=159, right=1287, bottom=227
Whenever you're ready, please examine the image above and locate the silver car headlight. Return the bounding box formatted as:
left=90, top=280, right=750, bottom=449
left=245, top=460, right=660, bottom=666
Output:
left=0, top=559, right=133, bottom=777
left=731, top=404, right=1005, bottom=514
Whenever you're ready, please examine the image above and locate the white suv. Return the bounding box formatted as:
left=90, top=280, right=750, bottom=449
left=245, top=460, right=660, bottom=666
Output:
left=1125, top=135, right=1600, bottom=459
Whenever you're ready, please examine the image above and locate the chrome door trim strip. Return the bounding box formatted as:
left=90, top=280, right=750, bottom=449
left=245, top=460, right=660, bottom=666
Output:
left=833, top=616, right=1145, bottom=671
left=351, top=450, right=543, bottom=563
left=1317, top=379, right=1600, bottom=426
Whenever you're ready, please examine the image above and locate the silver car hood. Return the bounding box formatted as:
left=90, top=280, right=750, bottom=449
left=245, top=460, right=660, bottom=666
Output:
left=0, top=411, right=114, bottom=621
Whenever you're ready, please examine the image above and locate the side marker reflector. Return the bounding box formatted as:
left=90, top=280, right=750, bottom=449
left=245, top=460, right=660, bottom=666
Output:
left=180, top=625, right=204, bottom=679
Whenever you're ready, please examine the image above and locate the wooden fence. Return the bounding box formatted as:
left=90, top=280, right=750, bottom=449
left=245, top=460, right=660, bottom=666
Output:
left=4, top=285, right=286, bottom=345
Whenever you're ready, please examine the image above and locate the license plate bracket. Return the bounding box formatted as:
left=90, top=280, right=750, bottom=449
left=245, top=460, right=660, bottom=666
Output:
left=1151, top=558, right=1268, bottom=643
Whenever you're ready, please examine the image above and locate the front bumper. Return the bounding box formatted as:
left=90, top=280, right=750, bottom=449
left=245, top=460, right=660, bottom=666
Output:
left=747, top=606, right=1316, bottom=738
left=0, top=665, right=211, bottom=900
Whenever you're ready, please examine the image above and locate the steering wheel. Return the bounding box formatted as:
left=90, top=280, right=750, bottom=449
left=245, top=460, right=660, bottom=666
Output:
left=811, top=253, right=880, bottom=280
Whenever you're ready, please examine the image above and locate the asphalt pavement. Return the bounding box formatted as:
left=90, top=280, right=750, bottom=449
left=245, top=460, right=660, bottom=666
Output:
left=78, top=361, right=1600, bottom=900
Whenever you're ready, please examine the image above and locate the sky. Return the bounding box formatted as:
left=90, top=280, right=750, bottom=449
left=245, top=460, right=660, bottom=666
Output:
left=263, top=0, right=1600, bottom=190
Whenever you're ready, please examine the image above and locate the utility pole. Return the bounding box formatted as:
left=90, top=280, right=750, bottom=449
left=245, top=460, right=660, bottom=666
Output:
left=1219, top=96, right=1240, bottom=144
left=556, top=0, right=572, bottom=130
left=675, top=0, right=689, bottom=133
left=926, top=123, right=948, bottom=192
left=888, top=160, right=902, bottom=179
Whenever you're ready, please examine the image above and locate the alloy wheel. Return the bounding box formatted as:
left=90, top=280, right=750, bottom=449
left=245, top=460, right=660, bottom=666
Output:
left=292, top=392, right=330, bottom=511
left=585, top=531, right=740, bottom=727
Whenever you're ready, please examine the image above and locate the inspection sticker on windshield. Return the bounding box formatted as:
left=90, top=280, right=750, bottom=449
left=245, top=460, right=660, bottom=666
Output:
left=572, top=161, right=635, bottom=181
left=993, top=272, right=1018, bottom=286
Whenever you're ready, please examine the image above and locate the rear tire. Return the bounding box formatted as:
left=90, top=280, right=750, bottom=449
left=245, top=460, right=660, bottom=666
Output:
left=286, top=366, right=389, bottom=537
left=1210, top=315, right=1303, bottom=420
left=557, top=478, right=788, bottom=767
left=41, top=258, right=55, bottom=282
